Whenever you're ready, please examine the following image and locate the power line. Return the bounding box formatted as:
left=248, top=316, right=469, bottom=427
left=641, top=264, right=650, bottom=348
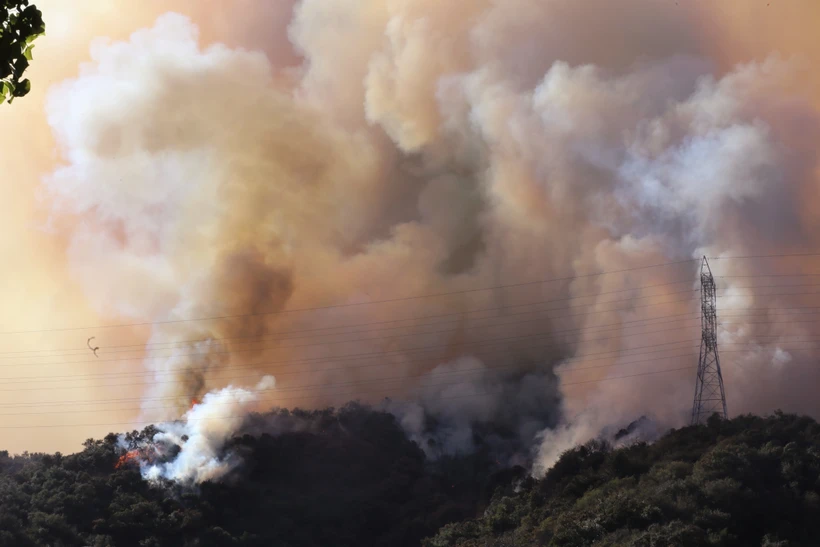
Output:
left=0, top=299, right=702, bottom=369
left=9, top=291, right=820, bottom=371
left=0, top=365, right=695, bottom=428
left=707, top=252, right=820, bottom=260
left=3, top=251, right=814, bottom=339
left=0, top=276, right=813, bottom=366
left=0, top=335, right=703, bottom=388
left=0, top=351, right=700, bottom=418
left=5, top=253, right=820, bottom=431
left=0, top=258, right=700, bottom=336
left=0, top=340, right=704, bottom=406
left=0, top=314, right=809, bottom=394
left=721, top=316, right=820, bottom=328
left=2, top=331, right=818, bottom=413
left=5, top=298, right=820, bottom=386
left=0, top=291, right=701, bottom=363
left=5, top=349, right=698, bottom=406
left=0, top=251, right=813, bottom=342
left=0, top=327, right=703, bottom=386
left=0, top=321, right=702, bottom=392
left=4, top=278, right=819, bottom=361
left=0, top=278, right=702, bottom=358
left=718, top=290, right=820, bottom=300
left=718, top=273, right=820, bottom=279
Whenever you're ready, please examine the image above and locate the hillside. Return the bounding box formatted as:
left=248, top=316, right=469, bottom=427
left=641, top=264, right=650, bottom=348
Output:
left=426, top=413, right=820, bottom=547
left=0, top=403, right=518, bottom=547
left=0, top=410, right=818, bottom=546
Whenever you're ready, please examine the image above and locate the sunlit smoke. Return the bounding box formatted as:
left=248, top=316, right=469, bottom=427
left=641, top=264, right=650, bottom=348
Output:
left=40, top=1, right=820, bottom=480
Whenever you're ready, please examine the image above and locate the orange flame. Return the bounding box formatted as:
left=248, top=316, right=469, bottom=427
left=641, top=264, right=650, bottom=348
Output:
left=115, top=450, right=141, bottom=469
left=191, top=398, right=199, bottom=408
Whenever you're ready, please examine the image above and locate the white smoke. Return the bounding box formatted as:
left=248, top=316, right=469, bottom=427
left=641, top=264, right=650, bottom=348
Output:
left=142, top=375, right=275, bottom=484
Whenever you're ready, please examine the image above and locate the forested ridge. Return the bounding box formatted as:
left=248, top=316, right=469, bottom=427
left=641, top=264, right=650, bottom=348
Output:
left=0, top=408, right=818, bottom=546
left=427, top=412, right=820, bottom=547
left=0, top=404, right=519, bottom=547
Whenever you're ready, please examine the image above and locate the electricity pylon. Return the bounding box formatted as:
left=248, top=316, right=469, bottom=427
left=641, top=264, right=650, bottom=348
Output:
left=691, top=256, right=728, bottom=425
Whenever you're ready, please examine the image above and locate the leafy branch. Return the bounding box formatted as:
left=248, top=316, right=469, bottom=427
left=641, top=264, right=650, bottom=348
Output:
left=0, top=0, right=44, bottom=104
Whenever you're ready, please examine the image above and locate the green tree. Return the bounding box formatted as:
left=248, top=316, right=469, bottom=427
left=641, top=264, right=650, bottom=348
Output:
left=425, top=412, right=820, bottom=547
left=0, top=0, right=44, bottom=104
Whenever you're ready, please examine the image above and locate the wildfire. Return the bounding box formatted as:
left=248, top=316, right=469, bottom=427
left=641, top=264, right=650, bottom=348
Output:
left=191, top=398, right=199, bottom=408
left=114, top=444, right=160, bottom=470
left=115, top=450, right=141, bottom=469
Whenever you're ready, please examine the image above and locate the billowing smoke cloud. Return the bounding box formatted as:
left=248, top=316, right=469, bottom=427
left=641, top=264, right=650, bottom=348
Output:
left=42, top=0, right=820, bottom=480
left=142, top=376, right=275, bottom=483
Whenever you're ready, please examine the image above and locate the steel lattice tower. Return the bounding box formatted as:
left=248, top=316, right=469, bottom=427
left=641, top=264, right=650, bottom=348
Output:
left=691, top=256, right=728, bottom=425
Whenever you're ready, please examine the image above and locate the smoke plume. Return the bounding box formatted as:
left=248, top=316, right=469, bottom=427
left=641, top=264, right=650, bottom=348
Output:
left=142, top=376, right=275, bottom=483
left=41, top=1, right=820, bottom=480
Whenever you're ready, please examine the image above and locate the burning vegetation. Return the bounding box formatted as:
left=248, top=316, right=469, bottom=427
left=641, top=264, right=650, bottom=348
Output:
left=114, top=450, right=141, bottom=470
left=112, top=426, right=174, bottom=472
left=113, top=444, right=164, bottom=470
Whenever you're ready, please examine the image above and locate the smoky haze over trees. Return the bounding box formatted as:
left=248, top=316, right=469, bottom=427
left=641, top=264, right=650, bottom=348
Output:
left=428, top=411, right=820, bottom=546
left=0, top=407, right=819, bottom=546
left=0, top=404, right=522, bottom=547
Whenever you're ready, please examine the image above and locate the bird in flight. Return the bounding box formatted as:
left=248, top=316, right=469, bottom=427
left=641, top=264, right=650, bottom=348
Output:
left=87, top=336, right=99, bottom=357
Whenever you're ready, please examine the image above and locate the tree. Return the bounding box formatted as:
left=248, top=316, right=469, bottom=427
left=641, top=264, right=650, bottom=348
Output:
left=425, top=412, right=820, bottom=547
left=0, top=0, right=44, bottom=104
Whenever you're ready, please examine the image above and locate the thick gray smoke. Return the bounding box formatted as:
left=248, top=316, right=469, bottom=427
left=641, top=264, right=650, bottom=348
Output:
left=42, top=2, right=820, bottom=482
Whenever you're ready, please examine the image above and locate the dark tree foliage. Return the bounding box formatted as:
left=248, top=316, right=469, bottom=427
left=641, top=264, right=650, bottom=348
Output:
left=425, top=412, right=820, bottom=547
left=0, top=403, right=515, bottom=547
left=0, top=0, right=44, bottom=104
left=3, top=409, right=818, bottom=546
